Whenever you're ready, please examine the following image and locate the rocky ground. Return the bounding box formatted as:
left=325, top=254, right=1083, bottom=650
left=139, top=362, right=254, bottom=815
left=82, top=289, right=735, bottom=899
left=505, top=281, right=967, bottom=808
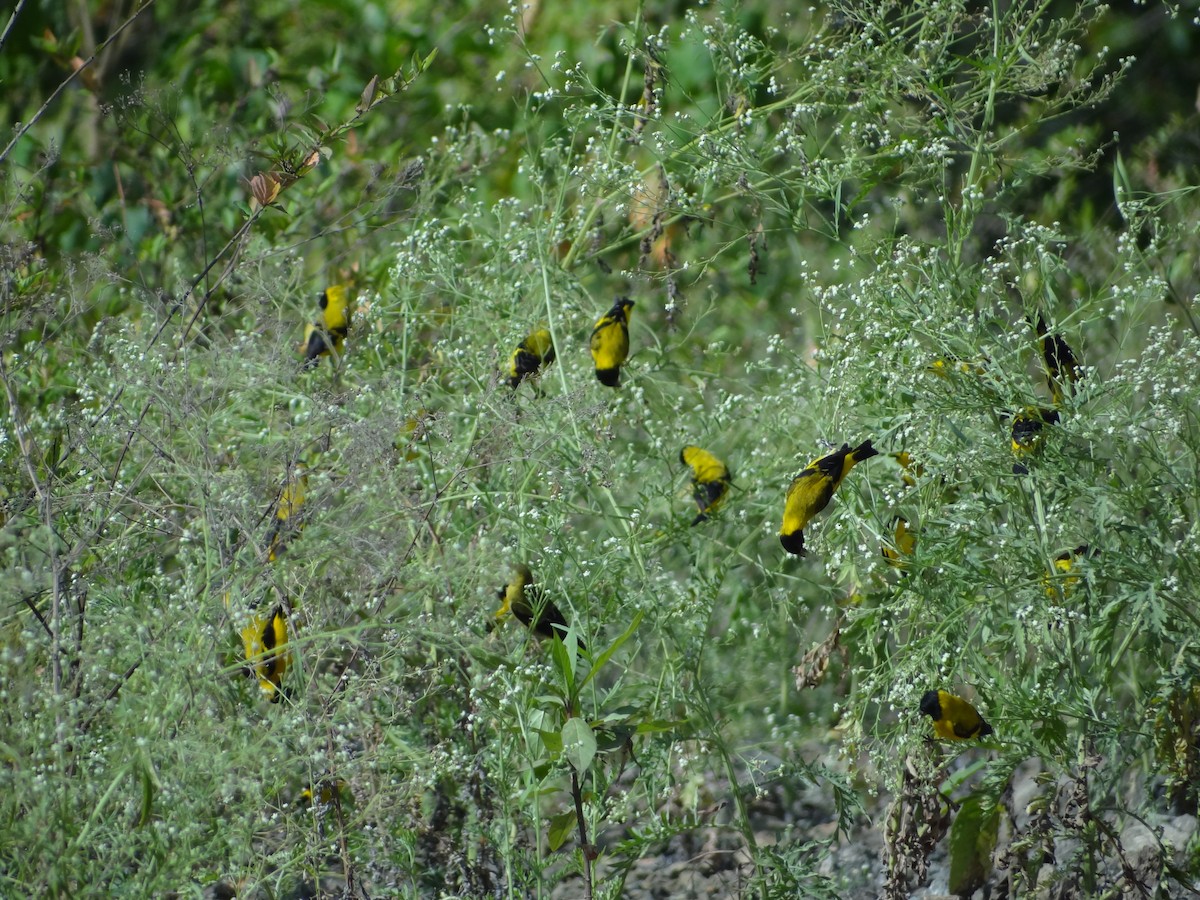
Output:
left=206, top=746, right=1198, bottom=899
left=547, top=751, right=1200, bottom=900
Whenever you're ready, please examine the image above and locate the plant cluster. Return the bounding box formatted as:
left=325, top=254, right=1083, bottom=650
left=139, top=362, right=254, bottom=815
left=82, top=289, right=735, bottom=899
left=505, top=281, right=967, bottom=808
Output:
left=2, top=1, right=1200, bottom=898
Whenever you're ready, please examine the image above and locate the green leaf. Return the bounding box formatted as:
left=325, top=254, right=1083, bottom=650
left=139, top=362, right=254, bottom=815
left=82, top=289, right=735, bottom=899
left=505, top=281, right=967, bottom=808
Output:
left=537, top=728, right=563, bottom=755
left=1033, top=715, right=1068, bottom=753
left=534, top=693, right=567, bottom=712
left=547, top=809, right=577, bottom=852
left=634, top=718, right=690, bottom=735
left=594, top=725, right=634, bottom=753
left=561, top=718, right=597, bottom=774
left=547, top=636, right=576, bottom=700
left=581, top=610, right=643, bottom=690
left=594, top=705, right=640, bottom=723
left=948, top=793, right=999, bottom=897
left=136, top=749, right=161, bottom=829
left=1113, top=149, right=1131, bottom=205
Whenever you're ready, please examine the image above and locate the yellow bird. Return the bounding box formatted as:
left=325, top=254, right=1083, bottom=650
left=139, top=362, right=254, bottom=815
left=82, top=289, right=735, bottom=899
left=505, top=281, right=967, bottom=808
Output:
left=890, top=451, right=924, bottom=487
left=920, top=689, right=993, bottom=740
left=1034, top=313, right=1081, bottom=403
left=779, top=440, right=878, bottom=556
left=301, top=777, right=348, bottom=809
left=238, top=604, right=291, bottom=702
left=266, top=468, right=307, bottom=562
left=495, top=565, right=583, bottom=649
left=590, top=297, right=634, bottom=387
left=881, top=516, right=916, bottom=568
left=506, top=327, right=556, bottom=389
left=1010, top=406, right=1060, bottom=467
left=1044, top=544, right=1097, bottom=598
left=680, top=445, right=732, bottom=526
left=928, top=356, right=987, bottom=378
left=301, top=285, right=352, bottom=369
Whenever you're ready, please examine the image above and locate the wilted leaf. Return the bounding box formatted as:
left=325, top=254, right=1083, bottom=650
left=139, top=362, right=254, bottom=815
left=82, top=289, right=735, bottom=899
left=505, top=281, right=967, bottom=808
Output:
left=245, top=172, right=281, bottom=209
left=300, top=148, right=323, bottom=171
left=69, top=56, right=100, bottom=92
left=358, top=75, right=379, bottom=113
left=793, top=623, right=842, bottom=690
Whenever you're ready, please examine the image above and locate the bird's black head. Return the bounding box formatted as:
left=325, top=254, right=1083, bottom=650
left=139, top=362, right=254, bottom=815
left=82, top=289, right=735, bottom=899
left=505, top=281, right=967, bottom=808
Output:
left=919, top=690, right=941, bottom=719
left=779, top=531, right=806, bottom=556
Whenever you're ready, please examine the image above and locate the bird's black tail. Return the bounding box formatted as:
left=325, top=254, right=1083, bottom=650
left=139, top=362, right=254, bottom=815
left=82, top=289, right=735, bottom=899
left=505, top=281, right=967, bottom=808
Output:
left=851, top=439, right=878, bottom=462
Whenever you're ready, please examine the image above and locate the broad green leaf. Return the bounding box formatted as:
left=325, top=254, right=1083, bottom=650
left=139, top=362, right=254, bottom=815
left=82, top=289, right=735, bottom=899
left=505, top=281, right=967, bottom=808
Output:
left=635, top=718, right=690, bottom=735
left=948, top=794, right=999, bottom=897
left=547, top=634, right=579, bottom=698
left=561, top=718, right=597, bottom=774
left=1113, top=149, right=1131, bottom=204
left=547, top=810, right=577, bottom=852
left=536, top=728, right=563, bottom=755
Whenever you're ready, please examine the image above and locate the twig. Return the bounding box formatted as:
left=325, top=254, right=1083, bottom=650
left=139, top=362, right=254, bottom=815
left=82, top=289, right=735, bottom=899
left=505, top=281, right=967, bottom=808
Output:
left=0, top=0, right=28, bottom=55
left=14, top=589, right=52, bottom=638
left=78, top=659, right=144, bottom=736
left=0, top=355, right=47, bottom=504
left=0, top=0, right=159, bottom=166
left=0, top=355, right=70, bottom=708
left=571, top=768, right=594, bottom=900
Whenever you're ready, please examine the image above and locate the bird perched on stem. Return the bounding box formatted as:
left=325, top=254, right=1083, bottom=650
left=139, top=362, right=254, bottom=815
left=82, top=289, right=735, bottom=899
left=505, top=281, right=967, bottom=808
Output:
left=590, top=297, right=634, bottom=387
left=779, top=440, right=878, bottom=556
left=234, top=603, right=291, bottom=702
left=301, top=285, right=352, bottom=370
left=1009, top=406, right=1060, bottom=474
left=1033, top=313, right=1082, bottom=403
left=890, top=451, right=924, bottom=487
left=505, top=327, right=556, bottom=389
left=881, top=516, right=916, bottom=569
left=1043, top=544, right=1098, bottom=598
left=920, top=689, right=993, bottom=740
left=266, top=468, right=307, bottom=562
left=494, top=565, right=584, bottom=649
left=680, top=446, right=732, bottom=526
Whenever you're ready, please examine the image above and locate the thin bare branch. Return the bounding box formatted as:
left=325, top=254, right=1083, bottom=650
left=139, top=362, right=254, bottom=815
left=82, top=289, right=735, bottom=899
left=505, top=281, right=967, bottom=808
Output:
left=0, top=0, right=158, bottom=166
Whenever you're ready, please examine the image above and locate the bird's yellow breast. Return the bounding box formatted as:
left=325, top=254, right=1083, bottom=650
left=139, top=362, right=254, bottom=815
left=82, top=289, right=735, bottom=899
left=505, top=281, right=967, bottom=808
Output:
left=321, top=285, right=351, bottom=334
left=590, top=318, right=629, bottom=369
left=781, top=468, right=835, bottom=534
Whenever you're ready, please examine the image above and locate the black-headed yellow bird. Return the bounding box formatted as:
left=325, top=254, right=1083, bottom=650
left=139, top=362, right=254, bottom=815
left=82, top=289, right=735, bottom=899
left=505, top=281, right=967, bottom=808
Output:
left=780, top=440, right=879, bottom=555
left=301, top=777, right=348, bottom=809
left=1034, top=314, right=1081, bottom=403
left=506, top=327, right=556, bottom=389
left=928, top=356, right=987, bottom=378
left=1043, top=544, right=1097, bottom=598
left=890, top=451, right=924, bottom=487
left=266, top=469, right=307, bottom=563
left=301, top=285, right=352, bottom=369
left=1010, top=406, right=1060, bottom=462
left=495, top=565, right=583, bottom=649
left=238, top=605, right=290, bottom=702
left=680, top=446, right=732, bottom=526
left=919, top=689, right=993, bottom=740
left=590, top=297, right=634, bottom=387
left=882, top=516, right=916, bottom=568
